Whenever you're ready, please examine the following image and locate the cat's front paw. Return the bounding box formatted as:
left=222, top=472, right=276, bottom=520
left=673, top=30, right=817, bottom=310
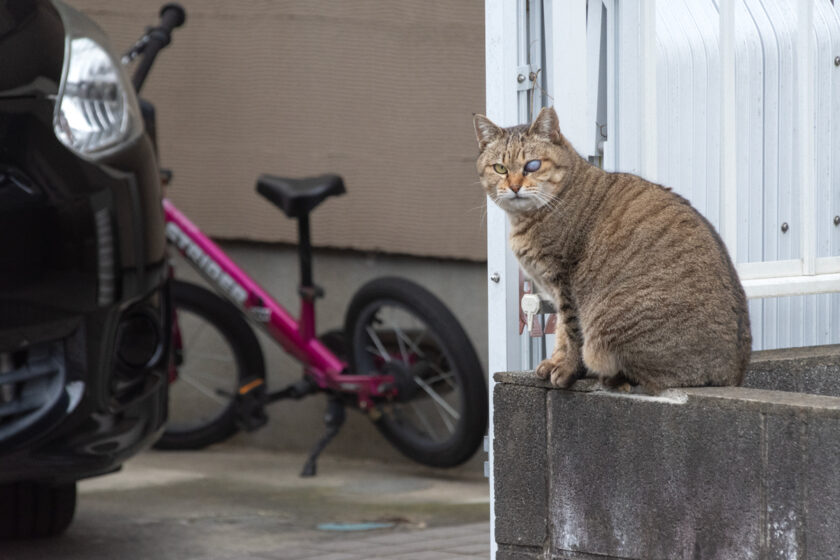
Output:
left=535, top=357, right=580, bottom=388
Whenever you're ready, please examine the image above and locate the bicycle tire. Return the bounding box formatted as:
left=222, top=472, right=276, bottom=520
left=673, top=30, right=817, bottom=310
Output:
left=345, top=277, right=488, bottom=468
left=154, top=280, right=265, bottom=450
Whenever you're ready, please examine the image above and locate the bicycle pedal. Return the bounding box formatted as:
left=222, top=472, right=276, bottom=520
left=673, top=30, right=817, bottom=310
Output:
left=234, top=379, right=268, bottom=432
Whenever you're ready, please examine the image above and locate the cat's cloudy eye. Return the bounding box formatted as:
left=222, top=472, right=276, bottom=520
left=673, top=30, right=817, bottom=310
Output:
left=493, top=163, right=508, bottom=174
left=524, top=159, right=542, bottom=173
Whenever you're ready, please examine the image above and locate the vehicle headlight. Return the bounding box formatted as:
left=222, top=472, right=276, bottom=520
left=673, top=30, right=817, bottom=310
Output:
left=52, top=1, right=143, bottom=159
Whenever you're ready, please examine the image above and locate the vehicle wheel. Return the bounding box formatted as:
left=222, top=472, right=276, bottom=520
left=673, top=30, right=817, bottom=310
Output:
left=154, top=280, right=265, bottom=450
left=345, top=277, right=488, bottom=468
left=0, top=482, right=76, bottom=539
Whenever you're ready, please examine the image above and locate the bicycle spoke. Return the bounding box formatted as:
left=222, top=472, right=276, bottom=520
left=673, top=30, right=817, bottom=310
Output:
left=388, top=321, right=457, bottom=390
left=392, top=326, right=428, bottom=360
left=427, top=363, right=457, bottom=389
left=178, top=372, right=230, bottom=406
left=180, top=366, right=234, bottom=387
left=408, top=401, right=440, bottom=440
left=185, top=318, right=210, bottom=349
left=366, top=326, right=391, bottom=363
left=423, top=370, right=458, bottom=391
left=412, top=392, right=455, bottom=435
left=413, top=329, right=430, bottom=351
left=412, top=375, right=459, bottom=426
left=385, top=319, right=410, bottom=363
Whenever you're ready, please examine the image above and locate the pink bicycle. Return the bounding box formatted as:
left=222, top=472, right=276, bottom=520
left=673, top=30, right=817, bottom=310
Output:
left=128, top=5, right=487, bottom=475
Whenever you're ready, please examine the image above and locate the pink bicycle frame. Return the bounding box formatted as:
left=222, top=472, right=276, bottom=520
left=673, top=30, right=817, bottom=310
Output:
left=162, top=199, right=394, bottom=408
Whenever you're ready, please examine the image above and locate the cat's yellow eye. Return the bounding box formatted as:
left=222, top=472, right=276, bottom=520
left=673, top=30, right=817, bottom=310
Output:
left=493, top=163, right=508, bottom=175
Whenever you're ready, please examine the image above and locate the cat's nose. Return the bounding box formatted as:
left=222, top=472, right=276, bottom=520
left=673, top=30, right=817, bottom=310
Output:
left=509, top=184, right=522, bottom=194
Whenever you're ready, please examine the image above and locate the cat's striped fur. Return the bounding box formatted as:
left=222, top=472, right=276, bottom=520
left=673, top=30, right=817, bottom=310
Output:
left=474, top=107, right=751, bottom=392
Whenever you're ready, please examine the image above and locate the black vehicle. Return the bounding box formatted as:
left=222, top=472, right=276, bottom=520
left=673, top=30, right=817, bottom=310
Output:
left=0, top=1, right=178, bottom=538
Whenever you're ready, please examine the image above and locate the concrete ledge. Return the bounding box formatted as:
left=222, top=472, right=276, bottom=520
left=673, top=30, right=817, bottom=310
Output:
left=494, top=348, right=840, bottom=560
left=744, top=344, right=840, bottom=397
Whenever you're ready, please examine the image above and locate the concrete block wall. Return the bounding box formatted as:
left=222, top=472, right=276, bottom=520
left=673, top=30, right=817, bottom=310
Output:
left=494, top=346, right=840, bottom=560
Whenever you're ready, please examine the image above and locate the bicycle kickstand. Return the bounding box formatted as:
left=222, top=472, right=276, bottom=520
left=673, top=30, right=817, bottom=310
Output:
left=300, top=397, right=346, bottom=477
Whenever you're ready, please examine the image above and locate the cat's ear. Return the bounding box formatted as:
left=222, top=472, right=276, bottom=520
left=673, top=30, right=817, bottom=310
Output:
left=474, top=114, right=503, bottom=151
left=528, top=106, right=561, bottom=143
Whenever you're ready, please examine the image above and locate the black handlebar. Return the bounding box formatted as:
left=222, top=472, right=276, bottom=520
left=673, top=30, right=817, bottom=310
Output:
left=130, top=3, right=186, bottom=93
left=159, top=3, right=186, bottom=31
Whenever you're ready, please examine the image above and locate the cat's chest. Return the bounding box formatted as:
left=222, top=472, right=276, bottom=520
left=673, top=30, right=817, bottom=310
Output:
left=509, top=231, right=550, bottom=280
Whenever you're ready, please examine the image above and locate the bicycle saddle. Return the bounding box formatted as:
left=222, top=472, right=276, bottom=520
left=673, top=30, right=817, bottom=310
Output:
left=256, top=174, right=346, bottom=218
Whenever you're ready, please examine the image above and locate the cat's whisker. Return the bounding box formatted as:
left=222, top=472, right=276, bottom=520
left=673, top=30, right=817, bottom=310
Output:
left=536, top=190, right=562, bottom=211
left=544, top=198, right=561, bottom=212
left=468, top=198, right=493, bottom=226
left=469, top=204, right=490, bottom=226
left=532, top=191, right=560, bottom=212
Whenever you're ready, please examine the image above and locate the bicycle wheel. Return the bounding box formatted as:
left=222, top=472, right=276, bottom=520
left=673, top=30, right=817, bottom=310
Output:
left=154, top=280, right=265, bottom=450
left=345, top=277, right=488, bottom=468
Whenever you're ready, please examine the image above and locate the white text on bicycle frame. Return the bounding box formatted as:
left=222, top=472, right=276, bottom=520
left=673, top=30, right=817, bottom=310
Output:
left=166, top=222, right=249, bottom=305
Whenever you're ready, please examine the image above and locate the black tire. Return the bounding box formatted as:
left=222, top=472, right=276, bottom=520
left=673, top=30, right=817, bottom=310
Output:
left=0, top=481, right=76, bottom=539
left=154, top=280, right=265, bottom=450
left=345, top=277, right=488, bottom=468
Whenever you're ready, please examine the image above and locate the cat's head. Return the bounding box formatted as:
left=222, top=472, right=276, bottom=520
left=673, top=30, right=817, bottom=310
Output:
left=473, top=107, right=577, bottom=215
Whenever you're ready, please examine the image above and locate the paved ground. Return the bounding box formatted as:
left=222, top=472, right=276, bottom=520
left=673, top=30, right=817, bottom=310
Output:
left=2, top=444, right=490, bottom=560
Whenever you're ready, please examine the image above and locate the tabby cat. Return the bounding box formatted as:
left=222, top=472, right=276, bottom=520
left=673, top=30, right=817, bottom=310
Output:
left=474, top=107, right=751, bottom=393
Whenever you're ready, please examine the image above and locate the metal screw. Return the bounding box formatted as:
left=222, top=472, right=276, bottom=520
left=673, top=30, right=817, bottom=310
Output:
left=490, top=272, right=501, bottom=283
left=835, top=56, right=840, bottom=67
left=781, top=222, right=789, bottom=233
left=528, top=71, right=537, bottom=82
left=834, top=216, right=840, bottom=226
left=517, top=74, right=526, bottom=83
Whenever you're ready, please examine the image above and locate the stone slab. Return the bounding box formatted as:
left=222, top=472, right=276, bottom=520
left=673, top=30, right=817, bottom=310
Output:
left=494, top=383, right=548, bottom=547
left=803, top=416, right=840, bottom=558
left=744, top=344, right=840, bottom=397
left=546, top=388, right=762, bottom=560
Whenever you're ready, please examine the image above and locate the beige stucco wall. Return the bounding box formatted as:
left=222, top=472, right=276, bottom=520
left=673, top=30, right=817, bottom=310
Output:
left=73, top=1, right=487, bottom=260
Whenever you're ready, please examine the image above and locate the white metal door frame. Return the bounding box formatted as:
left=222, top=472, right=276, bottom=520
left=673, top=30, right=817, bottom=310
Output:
left=485, top=1, right=529, bottom=556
